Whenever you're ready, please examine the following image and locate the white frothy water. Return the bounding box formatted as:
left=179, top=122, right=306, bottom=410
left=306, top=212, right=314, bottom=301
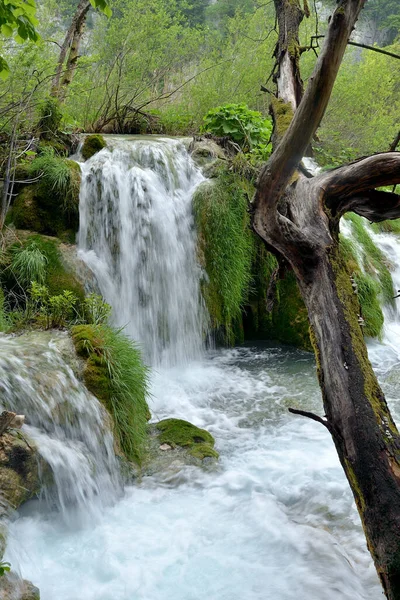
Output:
left=5, top=141, right=400, bottom=599
left=78, top=136, right=206, bottom=366
left=0, top=331, right=120, bottom=525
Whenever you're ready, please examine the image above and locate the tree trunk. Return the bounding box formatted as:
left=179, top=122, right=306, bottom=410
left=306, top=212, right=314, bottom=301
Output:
left=253, top=0, right=400, bottom=597
left=51, top=0, right=91, bottom=101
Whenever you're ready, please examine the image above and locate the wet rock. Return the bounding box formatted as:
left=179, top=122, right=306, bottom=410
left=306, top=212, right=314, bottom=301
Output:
left=0, top=431, right=42, bottom=512
left=159, top=443, right=172, bottom=451
left=0, top=571, right=40, bottom=600
left=188, top=138, right=226, bottom=178
left=141, top=420, right=219, bottom=477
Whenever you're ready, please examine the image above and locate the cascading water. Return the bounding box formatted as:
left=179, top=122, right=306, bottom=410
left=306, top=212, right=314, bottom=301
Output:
left=78, top=137, right=207, bottom=366
left=0, top=331, right=120, bottom=525
left=5, top=139, right=400, bottom=599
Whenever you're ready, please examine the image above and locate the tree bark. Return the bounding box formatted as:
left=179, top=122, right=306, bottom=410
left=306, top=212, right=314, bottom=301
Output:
left=51, top=0, right=91, bottom=101
left=253, top=1, right=400, bottom=597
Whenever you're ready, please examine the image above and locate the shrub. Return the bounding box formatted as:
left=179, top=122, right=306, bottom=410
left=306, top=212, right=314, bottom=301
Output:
left=71, top=324, right=150, bottom=464
left=202, top=103, right=272, bottom=153
left=30, top=282, right=79, bottom=328
left=84, top=293, right=111, bottom=325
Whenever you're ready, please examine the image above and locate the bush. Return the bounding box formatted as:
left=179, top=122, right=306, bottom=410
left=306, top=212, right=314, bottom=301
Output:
left=71, top=324, right=150, bottom=464
left=202, top=103, right=272, bottom=153
left=30, top=282, right=79, bottom=328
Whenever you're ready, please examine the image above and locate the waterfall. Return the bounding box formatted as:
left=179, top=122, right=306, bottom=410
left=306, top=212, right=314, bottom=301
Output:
left=0, top=331, right=121, bottom=525
left=78, top=137, right=207, bottom=366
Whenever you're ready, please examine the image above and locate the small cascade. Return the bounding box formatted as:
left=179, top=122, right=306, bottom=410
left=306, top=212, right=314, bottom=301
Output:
left=78, top=137, right=207, bottom=366
left=367, top=229, right=400, bottom=350
left=0, top=331, right=120, bottom=524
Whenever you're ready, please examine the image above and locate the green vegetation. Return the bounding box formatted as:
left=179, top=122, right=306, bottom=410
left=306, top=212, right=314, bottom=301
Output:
left=202, top=103, right=272, bottom=155
left=0, top=561, right=10, bottom=577
left=10, top=242, right=47, bottom=287
left=155, top=418, right=218, bottom=460
left=193, top=174, right=254, bottom=344
left=0, top=233, right=85, bottom=328
left=72, top=324, right=150, bottom=464
left=81, top=135, right=106, bottom=161
left=29, top=148, right=81, bottom=219
left=338, top=214, right=396, bottom=338
left=37, top=97, right=63, bottom=140
left=345, top=213, right=394, bottom=305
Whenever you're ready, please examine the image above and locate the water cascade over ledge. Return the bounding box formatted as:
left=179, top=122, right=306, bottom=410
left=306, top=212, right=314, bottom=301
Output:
left=78, top=137, right=207, bottom=366
left=4, top=138, right=400, bottom=599
left=0, top=331, right=120, bottom=524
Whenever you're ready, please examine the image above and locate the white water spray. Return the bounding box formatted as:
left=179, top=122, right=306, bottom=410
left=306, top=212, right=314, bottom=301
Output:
left=0, top=331, right=120, bottom=524
left=78, top=137, right=207, bottom=366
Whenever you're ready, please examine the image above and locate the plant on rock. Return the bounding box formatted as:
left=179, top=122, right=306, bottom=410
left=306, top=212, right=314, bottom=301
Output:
left=202, top=103, right=272, bottom=157
left=71, top=324, right=150, bottom=464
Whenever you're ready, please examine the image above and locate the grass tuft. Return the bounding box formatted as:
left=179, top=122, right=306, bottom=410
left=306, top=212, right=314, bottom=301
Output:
left=10, top=242, right=48, bottom=287
left=72, top=324, right=150, bottom=464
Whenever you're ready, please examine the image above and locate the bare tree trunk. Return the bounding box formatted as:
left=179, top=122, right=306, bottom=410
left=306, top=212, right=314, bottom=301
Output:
left=253, top=1, right=400, bottom=597
left=51, top=0, right=91, bottom=101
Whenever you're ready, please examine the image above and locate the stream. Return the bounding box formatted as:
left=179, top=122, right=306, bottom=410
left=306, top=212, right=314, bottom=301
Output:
left=4, top=136, right=400, bottom=599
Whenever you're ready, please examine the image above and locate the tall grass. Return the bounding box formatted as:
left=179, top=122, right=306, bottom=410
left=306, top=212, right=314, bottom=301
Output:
left=72, top=324, right=150, bottom=464
left=193, top=173, right=254, bottom=342
left=10, top=242, right=48, bottom=287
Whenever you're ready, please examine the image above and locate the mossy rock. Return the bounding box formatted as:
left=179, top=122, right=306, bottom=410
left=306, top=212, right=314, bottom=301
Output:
left=9, top=157, right=81, bottom=238
left=155, top=418, right=218, bottom=460
left=71, top=324, right=150, bottom=464
left=26, top=235, right=85, bottom=301
left=81, top=134, right=106, bottom=161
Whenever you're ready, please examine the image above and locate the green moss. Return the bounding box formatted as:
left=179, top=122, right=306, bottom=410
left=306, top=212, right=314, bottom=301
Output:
left=189, top=443, right=219, bottom=460
left=9, top=152, right=81, bottom=237
left=271, top=270, right=312, bottom=350
left=26, top=235, right=85, bottom=300
left=330, top=245, right=398, bottom=436
left=354, top=274, right=384, bottom=338
left=193, top=173, right=254, bottom=344
left=10, top=186, right=43, bottom=232
left=271, top=97, right=294, bottom=139
left=71, top=324, right=150, bottom=464
left=345, top=213, right=394, bottom=305
left=156, top=418, right=218, bottom=459
left=81, top=135, right=106, bottom=161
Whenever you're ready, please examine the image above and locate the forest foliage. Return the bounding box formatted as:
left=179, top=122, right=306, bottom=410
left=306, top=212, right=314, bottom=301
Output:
left=0, top=0, right=397, bottom=164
